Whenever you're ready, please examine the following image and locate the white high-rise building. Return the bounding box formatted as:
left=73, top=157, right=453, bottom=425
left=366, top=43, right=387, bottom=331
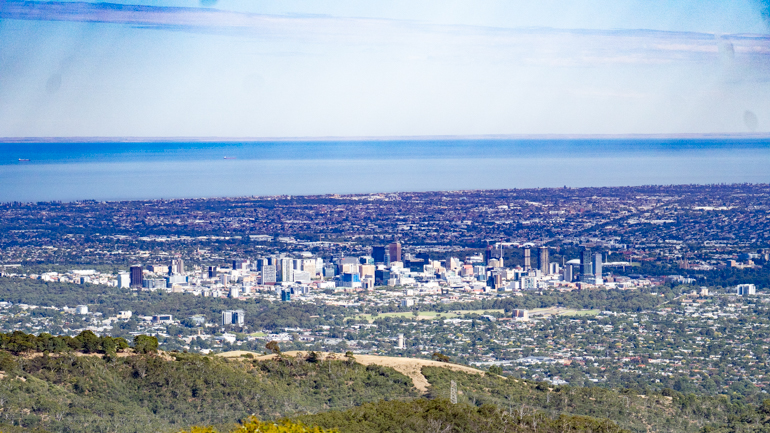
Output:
left=261, top=265, right=277, bottom=284
left=293, top=270, right=311, bottom=284
left=279, top=258, right=293, bottom=282
left=117, top=273, right=130, bottom=288
left=171, top=258, right=184, bottom=275
left=450, top=257, right=462, bottom=270
left=397, top=333, right=405, bottom=349
left=549, top=262, right=561, bottom=275
left=563, top=264, right=574, bottom=282
left=737, top=284, right=756, bottom=296
left=222, top=309, right=245, bottom=326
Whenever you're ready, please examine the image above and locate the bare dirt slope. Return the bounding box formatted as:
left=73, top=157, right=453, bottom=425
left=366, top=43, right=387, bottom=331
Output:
left=218, top=350, right=483, bottom=393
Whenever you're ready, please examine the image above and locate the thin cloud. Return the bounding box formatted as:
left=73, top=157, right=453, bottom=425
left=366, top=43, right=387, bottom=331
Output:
left=1, top=1, right=769, bottom=68
left=1, top=1, right=769, bottom=137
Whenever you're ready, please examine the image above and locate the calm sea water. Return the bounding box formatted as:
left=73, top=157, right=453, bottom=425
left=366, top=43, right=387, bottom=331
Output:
left=0, top=139, right=768, bottom=202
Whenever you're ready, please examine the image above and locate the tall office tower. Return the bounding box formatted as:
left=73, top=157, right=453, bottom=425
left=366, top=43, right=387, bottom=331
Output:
left=208, top=266, right=216, bottom=278
left=549, top=262, right=560, bottom=275
left=339, top=257, right=359, bottom=275
left=222, top=309, right=245, bottom=326
left=117, top=273, right=130, bottom=288
left=563, top=264, right=574, bottom=282
left=485, top=245, right=504, bottom=267
left=323, top=263, right=336, bottom=278
left=261, top=264, right=277, bottom=284
left=279, top=257, right=293, bottom=282
left=523, top=248, right=531, bottom=270
left=372, top=246, right=386, bottom=263
left=256, top=258, right=268, bottom=272
left=302, top=258, right=317, bottom=277
left=447, top=257, right=460, bottom=271
left=539, top=246, right=549, bottom=275
left=375, top=269, right=391, bottom=285
left=170, top=258, right=184, bottom=275
left=593, top=253, right=603, bottom=277
left=384, top=250, right=391, bottom=266
left=129, top=265, right=143, bottom=288
left=359, top=264, right=376, bottom=279
left=388, top=242, right=402, bottom=263
left=580, top=247, right=592, bottom=277
left=221, top=310, right=233, bottom=326
left=280, top=289, right=291, bottom=302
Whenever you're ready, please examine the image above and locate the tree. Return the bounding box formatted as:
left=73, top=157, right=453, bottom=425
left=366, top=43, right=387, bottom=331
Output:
left=75, top=330, right=101, bottom=353
left=266, top=340, right=281, bottom=355
left=488, top=365, right=504, bottom=375
left=133, top=335, right=159, bottom=354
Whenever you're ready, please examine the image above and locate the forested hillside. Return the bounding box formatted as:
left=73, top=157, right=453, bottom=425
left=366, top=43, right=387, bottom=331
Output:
left=1, top=336, right=770, bottom=433
left=0, top=338, right=417, bottom=432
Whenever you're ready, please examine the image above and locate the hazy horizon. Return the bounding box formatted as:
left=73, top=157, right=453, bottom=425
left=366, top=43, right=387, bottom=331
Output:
left=4, top=132, right=770, bottom=142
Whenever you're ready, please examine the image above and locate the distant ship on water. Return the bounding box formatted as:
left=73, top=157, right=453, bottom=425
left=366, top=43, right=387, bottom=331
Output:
left=223, top=156, right=236, bottom=159
left=18, top=158, right=30, bottom=162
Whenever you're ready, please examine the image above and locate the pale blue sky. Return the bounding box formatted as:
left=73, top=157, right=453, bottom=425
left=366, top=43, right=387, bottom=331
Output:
left=0, top=0, right=769, bottom=137
left=31, top=0, right=770, bottom=34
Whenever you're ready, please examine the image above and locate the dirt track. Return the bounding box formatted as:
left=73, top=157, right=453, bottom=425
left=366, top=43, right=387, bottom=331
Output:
left=218, top=350, right=483, bottom=393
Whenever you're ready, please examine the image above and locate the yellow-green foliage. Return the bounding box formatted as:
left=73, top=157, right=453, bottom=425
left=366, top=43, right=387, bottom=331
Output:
left=180, top=417, right=337, bottom=433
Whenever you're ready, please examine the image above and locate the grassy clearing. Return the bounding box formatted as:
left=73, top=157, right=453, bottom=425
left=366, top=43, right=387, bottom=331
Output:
left=349, top=309, right=505, bottom=322
left=529, top=307, right=601, bottom=317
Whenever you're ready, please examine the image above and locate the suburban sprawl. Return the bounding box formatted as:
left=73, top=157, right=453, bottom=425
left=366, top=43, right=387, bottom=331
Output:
left=1, top=183, right=769, bottom=398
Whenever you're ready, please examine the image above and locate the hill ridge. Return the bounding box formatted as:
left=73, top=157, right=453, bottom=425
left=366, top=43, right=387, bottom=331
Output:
left=218, top=350, right=485, bottom=393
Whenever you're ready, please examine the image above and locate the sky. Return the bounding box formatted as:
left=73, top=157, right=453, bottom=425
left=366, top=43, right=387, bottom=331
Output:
left=0, top=0, right=769, bottom=138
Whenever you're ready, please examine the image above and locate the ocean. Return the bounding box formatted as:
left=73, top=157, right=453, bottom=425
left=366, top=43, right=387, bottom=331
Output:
left=0, top=138, right=768, bottom=202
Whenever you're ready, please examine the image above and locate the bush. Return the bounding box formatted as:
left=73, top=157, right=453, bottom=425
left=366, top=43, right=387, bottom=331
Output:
left=431, top=352, right=450, bottom=363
